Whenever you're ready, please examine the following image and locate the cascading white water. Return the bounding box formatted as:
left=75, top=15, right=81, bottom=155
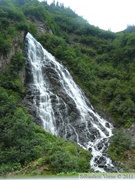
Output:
left=25, top=32, right=116, bottom=172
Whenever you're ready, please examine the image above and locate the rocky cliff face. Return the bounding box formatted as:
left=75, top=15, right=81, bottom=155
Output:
left=27, top=16, right=53, bottom=35
left=24, top=33, right=117, bottom=172
left=0, top=14, right=52, bottom=70
left=0, top=31, right=25, bottom=70
left=0, top=17, right=52, bottom=83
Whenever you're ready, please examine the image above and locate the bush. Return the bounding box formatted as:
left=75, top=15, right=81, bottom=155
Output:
left=0, top=163, right=21, bottom=175
left=0, top=107, right=45, bottom=165
left=46, top=140, right=91, bottom=173
left=0, top=36, right=11, bottom=54
left=49, top=150, right=78, bottom=173
left=108, top=129, right=131, bottom=160
left=10, top=51, right=25, bottom=72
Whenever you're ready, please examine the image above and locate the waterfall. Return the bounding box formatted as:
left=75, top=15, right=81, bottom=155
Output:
left=25, top=32, right=116, bottom=172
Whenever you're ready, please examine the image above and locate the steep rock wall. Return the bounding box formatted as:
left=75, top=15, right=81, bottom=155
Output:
left=0, top=31, right=25, bottom=70
left=27, top=16, right=53, bottom=35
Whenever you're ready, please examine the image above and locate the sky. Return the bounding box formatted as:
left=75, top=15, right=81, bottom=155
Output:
left=46, top=0, right=135, bottom=32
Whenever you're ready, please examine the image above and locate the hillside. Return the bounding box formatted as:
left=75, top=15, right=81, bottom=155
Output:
left=0, top=0, right=135, bottom=175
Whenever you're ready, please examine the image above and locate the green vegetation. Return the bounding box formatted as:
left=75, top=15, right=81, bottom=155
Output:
left=108, top=129, right=132, bottom=161
left=0, top=121, right=91, bottom=175
left=0, top=53, right=91, bottom=175
left=108, top=129, right=135, bottom=171
left=0, top=0, right=135, bottom=174
left=14, top=136, right=91, bottom=176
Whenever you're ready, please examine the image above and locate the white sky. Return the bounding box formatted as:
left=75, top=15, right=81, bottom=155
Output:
left=46, top=0, right=135, bottom=32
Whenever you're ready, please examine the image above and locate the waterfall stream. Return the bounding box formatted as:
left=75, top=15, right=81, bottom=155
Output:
left=25, top=32, right=116, bottom=172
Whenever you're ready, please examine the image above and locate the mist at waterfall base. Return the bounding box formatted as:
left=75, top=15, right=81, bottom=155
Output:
left=25, top=32, right=117, bottom=172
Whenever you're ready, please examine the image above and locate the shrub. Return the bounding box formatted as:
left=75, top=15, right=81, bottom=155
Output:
left=108, top=129, right=131, bottom=160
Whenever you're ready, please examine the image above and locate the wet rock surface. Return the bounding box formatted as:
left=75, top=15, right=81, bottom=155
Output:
left=25, top=33, right=117, bottom=172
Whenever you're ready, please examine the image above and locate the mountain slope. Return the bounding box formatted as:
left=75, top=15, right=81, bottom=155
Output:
left=0, top=0, right=135, bottom=175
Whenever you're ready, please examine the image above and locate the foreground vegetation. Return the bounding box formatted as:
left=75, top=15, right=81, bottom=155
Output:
left=0, top=39, right=91, bottom=176
left=0, top=0, right=135, bottom=175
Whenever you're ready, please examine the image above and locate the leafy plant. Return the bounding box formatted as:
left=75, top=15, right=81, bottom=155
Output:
left=108, top=129, right=131, bottom=160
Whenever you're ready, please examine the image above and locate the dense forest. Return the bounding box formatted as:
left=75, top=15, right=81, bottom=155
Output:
left=0, top=0, right=135, bottom=176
